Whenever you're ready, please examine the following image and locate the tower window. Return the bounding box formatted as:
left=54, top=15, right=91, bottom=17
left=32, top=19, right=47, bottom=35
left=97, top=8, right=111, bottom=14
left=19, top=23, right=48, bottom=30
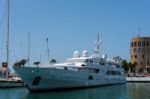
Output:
left=142, top=41, right=145, bottom=46
left=142, top=55, right=144, bottom=59
left=142, top=48, right=145, bottom=53
left=141, top=62, right=143, bottom=65
left=147, top=42, right=149, bottom=46
left=138, top=41, right=141, bottom=46
left=134, top=62, right=137, bottom=66
left=134, top=42, right=137, bottom=47
left=134, top=48, right=137, bottom=53
left=135, top=55, right=137, bottom=59
left=131, top=42, right=133, bottom=47
left=138, top=48, right=141, bottom=53
left=147, top=48, right=150, bottom=53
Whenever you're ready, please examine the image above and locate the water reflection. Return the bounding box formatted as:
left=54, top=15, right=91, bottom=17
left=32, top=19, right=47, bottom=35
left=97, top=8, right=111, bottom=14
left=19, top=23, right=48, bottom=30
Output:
left=127, top=83, right=150, bottom=99
left=24, top=84, right=128, bottom=99
left=1, top=83, right=150, bottom=99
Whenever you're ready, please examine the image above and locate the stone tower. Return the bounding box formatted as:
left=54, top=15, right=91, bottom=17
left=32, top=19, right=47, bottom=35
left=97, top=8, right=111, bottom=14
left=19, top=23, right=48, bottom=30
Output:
left=130, top=37, right=150, bottom=73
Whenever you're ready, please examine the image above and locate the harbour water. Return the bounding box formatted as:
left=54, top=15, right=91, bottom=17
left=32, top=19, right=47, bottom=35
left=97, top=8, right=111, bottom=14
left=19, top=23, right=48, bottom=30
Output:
left=0, top=83, right=150, bottom=99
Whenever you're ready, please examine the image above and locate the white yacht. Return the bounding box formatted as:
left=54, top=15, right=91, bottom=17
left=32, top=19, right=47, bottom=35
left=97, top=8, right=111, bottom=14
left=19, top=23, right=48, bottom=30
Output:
left=13, top=34, right=126, bottom=92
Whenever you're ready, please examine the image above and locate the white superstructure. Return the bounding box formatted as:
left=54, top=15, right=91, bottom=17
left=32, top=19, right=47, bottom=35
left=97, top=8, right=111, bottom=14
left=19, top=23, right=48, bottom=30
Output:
left=13, top=34, right=126, bottom=92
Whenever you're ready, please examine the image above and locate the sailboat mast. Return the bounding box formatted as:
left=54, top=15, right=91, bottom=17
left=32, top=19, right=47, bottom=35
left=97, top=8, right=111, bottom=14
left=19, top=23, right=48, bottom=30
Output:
left=28, top=32, right=30, bottom=66
left=145, top=56, right=147, bottom=73
left=6, top=0, right=10, bottom=68
left=46, top=38, right=50, bottom=64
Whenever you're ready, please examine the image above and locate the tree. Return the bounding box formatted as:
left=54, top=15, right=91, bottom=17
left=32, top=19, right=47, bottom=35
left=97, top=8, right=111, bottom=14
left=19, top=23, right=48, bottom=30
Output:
left=34, top=61, right=40, bottom=67
left=13, top=59, right=27, bottom=67
left=122, top=60, right=129, bottom=73
left=128, top=62, right=137, bottom=73
left=50, top=59, right=57, bottom=64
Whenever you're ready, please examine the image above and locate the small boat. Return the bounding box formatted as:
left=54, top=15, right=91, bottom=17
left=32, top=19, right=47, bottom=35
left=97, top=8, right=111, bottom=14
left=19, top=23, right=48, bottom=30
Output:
left=126, top=73, right=150, bottom=83
left=13, top=34, right=126, bottom=92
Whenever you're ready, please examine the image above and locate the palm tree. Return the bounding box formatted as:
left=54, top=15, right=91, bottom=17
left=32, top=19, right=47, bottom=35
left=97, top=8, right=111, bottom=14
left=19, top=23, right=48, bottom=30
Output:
left=34, top=61, right=40, bottom=67
left=122, top=60, right=129, bottom=73
left=50, top=59, right=57, bottom=64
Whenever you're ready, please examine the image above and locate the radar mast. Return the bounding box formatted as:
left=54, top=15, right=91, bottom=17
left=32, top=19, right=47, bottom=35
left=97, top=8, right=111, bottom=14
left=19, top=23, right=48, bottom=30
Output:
left=93, top=32, right=102, bottom=54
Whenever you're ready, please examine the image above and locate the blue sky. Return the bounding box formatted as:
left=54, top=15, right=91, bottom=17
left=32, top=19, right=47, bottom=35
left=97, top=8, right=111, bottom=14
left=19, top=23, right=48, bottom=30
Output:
left=0, top=0, right=150, bottom=66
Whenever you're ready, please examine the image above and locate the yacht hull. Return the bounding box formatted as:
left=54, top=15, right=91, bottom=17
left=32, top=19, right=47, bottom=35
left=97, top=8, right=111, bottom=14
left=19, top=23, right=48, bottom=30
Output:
left=14, top=67, right=126, bottom=92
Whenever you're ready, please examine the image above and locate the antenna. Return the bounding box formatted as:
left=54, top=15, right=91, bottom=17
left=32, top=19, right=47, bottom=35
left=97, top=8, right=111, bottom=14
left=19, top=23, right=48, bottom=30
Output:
left=94, top=32, right=102, bottom=54
left=145, top=56, right=148, bottom=73
left=28, top=32, right=30, bottom=66
left=46, top=38, right=50, bottom=64
left=137, top=27, right=141, bottom=37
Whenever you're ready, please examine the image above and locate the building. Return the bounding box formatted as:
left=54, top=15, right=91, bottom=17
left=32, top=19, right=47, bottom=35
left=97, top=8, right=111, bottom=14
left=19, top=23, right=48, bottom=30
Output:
left=130, top=37, right=150, bottom=73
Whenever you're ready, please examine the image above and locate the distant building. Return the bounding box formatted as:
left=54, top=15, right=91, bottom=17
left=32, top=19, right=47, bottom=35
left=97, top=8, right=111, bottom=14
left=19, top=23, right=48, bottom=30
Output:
left=130, top=37, right=150, bottom=73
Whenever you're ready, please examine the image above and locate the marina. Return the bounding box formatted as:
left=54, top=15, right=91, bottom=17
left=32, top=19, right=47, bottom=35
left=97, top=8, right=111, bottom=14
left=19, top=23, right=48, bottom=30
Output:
left=0, top=0, right=150, bottom=99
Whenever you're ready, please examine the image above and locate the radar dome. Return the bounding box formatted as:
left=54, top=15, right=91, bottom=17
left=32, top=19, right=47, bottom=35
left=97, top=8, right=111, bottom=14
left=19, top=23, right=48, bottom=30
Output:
left=74, top=51, right=80, bottom=58
left=83, top=50, right=88, bottom=57
left=101, top=54, right=107, bottom=61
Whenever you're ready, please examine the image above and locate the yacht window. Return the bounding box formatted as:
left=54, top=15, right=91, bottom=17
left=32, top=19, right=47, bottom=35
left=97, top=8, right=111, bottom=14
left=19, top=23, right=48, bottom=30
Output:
left=99, top=61, right=105, bottom=65
left=32, top=76, right=41, bottom=85
left=81, top=64, right=85, bottom=66
left=85, top=59, right=89, bottom=63
left=64, top=67, right=68, bottom=70
left=90, top=60, right=93, bottom=63
left=117, top=71, right=121, bottom=75
left=95, top=69, right=100, bottom=73
left=66, top=59, right=89, bottom=63
left=88, top=75, right=93, bottom=80
left=106, top=71, right=110, bottom=75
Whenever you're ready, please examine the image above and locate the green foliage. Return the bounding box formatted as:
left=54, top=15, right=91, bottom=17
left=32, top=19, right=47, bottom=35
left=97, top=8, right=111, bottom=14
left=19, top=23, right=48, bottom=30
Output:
left=13, top=59, right=27, bottom=67
left=34, top=61, right=40, bottom=66
left=122, top=60, right=129, bottom=72
left=122, top=60, right=137, bottom=73
left=50, top=59, right=57, bottom=64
